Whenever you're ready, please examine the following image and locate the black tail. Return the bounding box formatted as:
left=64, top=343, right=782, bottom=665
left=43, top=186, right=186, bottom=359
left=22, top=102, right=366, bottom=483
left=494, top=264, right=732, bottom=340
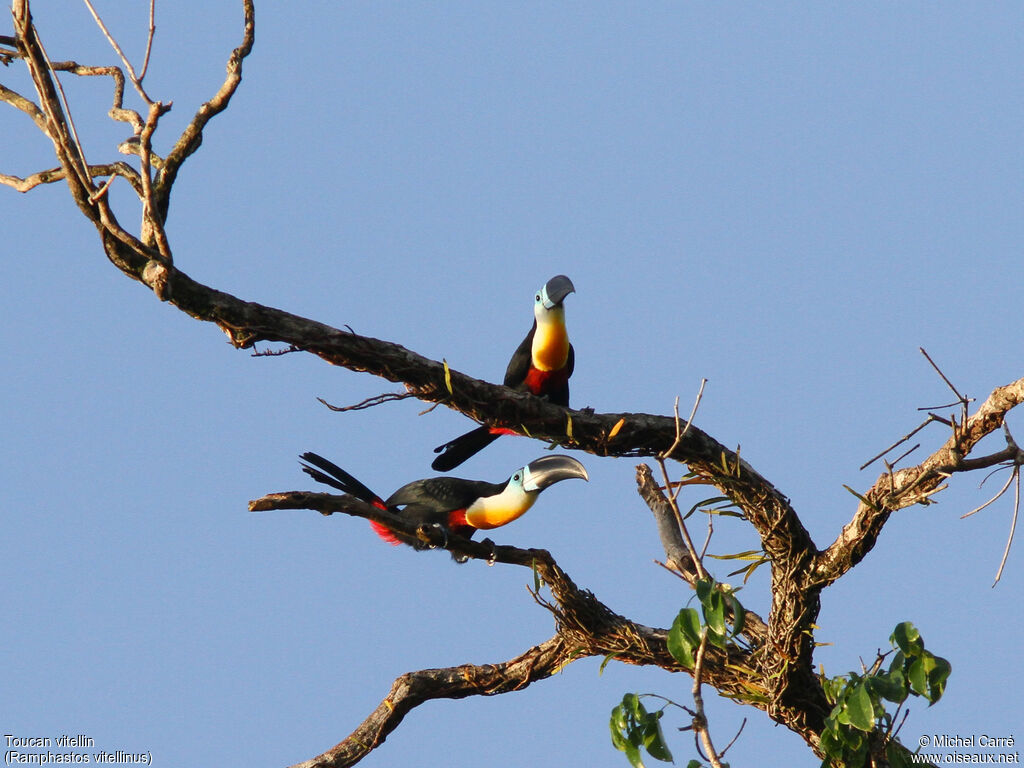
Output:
left=300, top=452, right=382, bottom=505
left=431, top=426, right=501, bottom=472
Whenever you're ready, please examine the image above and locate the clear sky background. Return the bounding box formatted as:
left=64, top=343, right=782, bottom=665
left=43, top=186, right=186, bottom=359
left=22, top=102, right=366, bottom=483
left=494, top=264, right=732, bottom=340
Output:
left=2, top=3, right=1021, bottom=766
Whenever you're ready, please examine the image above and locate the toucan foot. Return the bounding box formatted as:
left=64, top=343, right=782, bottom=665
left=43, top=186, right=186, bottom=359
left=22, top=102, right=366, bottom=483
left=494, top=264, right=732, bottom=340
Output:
left=415, top=522, right=448, bottom=549
left=481, top=537, right=497, bottom=566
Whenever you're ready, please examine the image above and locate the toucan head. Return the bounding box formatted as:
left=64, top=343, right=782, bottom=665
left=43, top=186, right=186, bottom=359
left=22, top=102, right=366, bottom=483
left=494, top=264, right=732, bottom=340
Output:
left=520, top=454, right=589, bottom=492
left=535, top=275, right=575, bottom=313
left=464, top=454, right=588, bottom=530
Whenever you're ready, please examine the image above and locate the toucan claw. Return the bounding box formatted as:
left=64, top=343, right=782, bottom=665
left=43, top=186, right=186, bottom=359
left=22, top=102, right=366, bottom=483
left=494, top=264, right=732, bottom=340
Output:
left=481, top=538, right=497, bottom=566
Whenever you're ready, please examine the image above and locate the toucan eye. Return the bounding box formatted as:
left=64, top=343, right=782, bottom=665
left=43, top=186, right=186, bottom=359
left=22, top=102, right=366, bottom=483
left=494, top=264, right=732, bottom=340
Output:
left=514, top=473, right=521, bottom=481
left=535, top=293, right=541, bottom=302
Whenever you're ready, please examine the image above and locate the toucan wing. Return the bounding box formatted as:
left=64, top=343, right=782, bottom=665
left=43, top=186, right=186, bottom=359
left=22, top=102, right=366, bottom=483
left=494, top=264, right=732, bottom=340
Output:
left=503, top=323, right=536, bottom=388
left=386, top=477, right=502, bottom=511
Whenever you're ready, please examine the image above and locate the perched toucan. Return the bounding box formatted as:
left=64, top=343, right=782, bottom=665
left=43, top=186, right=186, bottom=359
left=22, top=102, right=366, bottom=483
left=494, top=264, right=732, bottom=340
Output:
left=299, top=451, right=588, bottom=559
left=431, top=274, right=576, bottom=472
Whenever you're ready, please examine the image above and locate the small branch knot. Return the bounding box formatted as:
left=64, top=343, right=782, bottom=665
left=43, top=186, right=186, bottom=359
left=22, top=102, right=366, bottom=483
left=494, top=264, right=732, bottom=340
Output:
left=141, top=258, right=171, bottom=300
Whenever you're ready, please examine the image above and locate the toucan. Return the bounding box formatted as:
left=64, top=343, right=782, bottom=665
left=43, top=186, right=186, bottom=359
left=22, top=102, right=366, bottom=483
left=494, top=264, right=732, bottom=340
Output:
left=431, top=274, right=576, bottom=472
left=299, top=451, right=588, bottom=559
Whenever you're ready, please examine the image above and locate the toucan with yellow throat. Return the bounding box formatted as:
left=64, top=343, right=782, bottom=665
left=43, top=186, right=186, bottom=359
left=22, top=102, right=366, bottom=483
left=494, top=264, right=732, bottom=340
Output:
left=431, top=274, right=576, bottom=471
left=300, top=451, right=588, bottom=559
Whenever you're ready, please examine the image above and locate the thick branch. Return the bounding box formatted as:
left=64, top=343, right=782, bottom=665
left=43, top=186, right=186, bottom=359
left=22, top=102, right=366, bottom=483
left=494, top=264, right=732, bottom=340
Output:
left=635, top=464, right=769, bottom=651
left=252, top=488, right=765, bottom=765
left=288, top=636, right=570, bottom=768
left=635, top=463, right=696, bottom=576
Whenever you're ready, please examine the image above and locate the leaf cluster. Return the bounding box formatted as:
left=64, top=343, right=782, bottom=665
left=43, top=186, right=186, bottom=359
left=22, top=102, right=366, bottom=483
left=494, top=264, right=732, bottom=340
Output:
left=818, top=622, right=952, bottom=768
left=610, top=693, right=674, bottom=768
left=666, top=578, right=746, bottom=668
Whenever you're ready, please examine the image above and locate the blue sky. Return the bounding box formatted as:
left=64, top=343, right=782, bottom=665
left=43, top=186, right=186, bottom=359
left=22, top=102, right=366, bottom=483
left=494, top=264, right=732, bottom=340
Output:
left=2, top=3, right=1021, bottom=766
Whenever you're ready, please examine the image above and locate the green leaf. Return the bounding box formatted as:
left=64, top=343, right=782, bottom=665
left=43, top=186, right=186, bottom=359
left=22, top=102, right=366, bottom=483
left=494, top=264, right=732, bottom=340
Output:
left=891, top=622, right=923, bottom=655
left=641, top=716, right=674, bottom=763
left=695, top=578, right=713, bottom=602
left=707, top=549, right=764, bottom=561
left=667, top=608, right=702, bottom=667
left=844, top=683, right=876, bottom=731
left=702, top=590, right=727, bottom=648
left=622, top=693, right=642, bottom=716
left=610, top=699, right=645, bottom=768
left=599, top=652, right=622, bottom=675
left=818, top=725, right=843, bottom=760
left=868, top=669, right=908, bottom=704
left=822, top=675, right=846, bottom=704
left=686, top=496, right=732, bottom=520
left=889, top=650, right=906, bottom=675
left=927, top=656, right=952, bottom=703
left=686, top=761, right=704, bottom=768
left=727, top=557, right=770, bottom=583
left=727, top=591, right=746, bottom=637
left=908, top=656, right=927, bottom=696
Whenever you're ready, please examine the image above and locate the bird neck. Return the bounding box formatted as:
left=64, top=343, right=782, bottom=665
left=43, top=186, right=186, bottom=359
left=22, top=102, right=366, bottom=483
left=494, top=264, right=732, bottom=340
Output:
left=531, top=307, right=570, bottom=372
left=463, top=483, right=538, bottom=530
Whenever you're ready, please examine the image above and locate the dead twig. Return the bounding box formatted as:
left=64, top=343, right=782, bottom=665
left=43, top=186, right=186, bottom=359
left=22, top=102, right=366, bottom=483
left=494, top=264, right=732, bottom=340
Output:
left=317, top=392, right=417, bottom=413
left=860, top=414, right=941, bottom=470
left=992, top=469, right=1020, bottom=586
left=80, top=0, right=155, bottom=103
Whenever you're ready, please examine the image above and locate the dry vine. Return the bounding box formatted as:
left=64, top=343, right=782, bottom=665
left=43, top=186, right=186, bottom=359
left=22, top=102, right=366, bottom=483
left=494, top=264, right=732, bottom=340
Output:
left=3, top=3, right=1021, bottom=767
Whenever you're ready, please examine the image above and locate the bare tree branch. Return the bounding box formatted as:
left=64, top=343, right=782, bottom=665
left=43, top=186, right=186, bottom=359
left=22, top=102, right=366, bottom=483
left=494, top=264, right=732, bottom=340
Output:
left=288, top=636, right=571, bottom=768
left=0, top=161, right=142, bottom=194
left=251, top=486, right=766, bottom=765
left=814, top=376, right=1024, bottom=586
left=153, top=0, right=254, bottom=221
left=0, top=81, right=48, bottom=131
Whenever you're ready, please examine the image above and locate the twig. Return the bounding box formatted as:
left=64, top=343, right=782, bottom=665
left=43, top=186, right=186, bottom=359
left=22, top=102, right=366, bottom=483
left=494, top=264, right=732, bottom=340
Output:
left=961, top=467, right=1015, bottom=519
left=886, top=443, right=920, bottom=469
left=919, top=347, right=965, bottom=404
left=919, top=347, right=970, bottom=425
left=80, top=0, right=154, bottom=103
left=35, top=32, right=93, bottom=193
left=917, top=400, right=967, bottom=411
left=992, top=469, right=1019, bottom=586
left=718, top=717, right=747, bottom=757
left=860, top=415, right=939, bottom=470
left=138, top=0, right=156, bottom=82
left=700, top=514, right=713, bottom=560
left=88, top=172, right=116, bottom=202
left=662, top=379, right=707, bottom=461
left=655, top=389, right=711, bottom=580
left=317, top=393, right=416, bottom=413
left=155, top=0, right=255, bottom=219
